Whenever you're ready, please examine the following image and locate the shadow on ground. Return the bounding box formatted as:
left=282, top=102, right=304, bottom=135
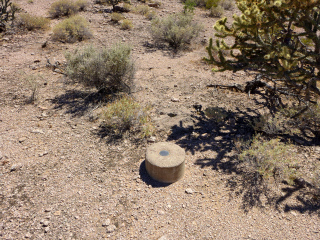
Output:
left=166, top=106, right=320, bottom=215
left=51, top=89, right=111, bottom=117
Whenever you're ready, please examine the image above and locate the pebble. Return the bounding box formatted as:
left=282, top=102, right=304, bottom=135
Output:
left=106, top=224, right=116, bottom=233
left=31, top=129, right=44, bottom=134
left=19, top=137, right=27, bottom=143
left=10, top=164, right=22, bottom=172
left=158, top=235, right=168, bottom=240
left=25, top=232, right=32, bottom=238
left=185, top=188, right=194, bottom=194
left=39, top=151, right=48, bottom=157
left=147, top=136, right=156, bottom=143
left=102, top=218, right=111, bottom=227
left=44, top=227, right=50, bottom=233
left=171, top=97, right=180, bottom=102
left=40, top=219, right=50, bottom=227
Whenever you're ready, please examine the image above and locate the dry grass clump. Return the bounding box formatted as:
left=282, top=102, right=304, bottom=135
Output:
left=144, top=10, right=156, bottom=20
left=102, top=95, right=155, bottom=138
left=235, top=135, right=298, bottom=185
left=209, top=5, right=224, bottom=17
left=219, top=0, right=234, bottom=10
left=121, top=19, right=133, bottom=30
left=134, top=4, right=149, bottom=15
left=111, top=12, right=125, bottom=22
left=16, top=13, right=50, bottom=31
left=151, top=12, right=202, bottom=50
left=52, top=15, right=92, bottom=43
left=65, top=43, right=135, bottom=93
left=49, top=0, right=87, bottom=18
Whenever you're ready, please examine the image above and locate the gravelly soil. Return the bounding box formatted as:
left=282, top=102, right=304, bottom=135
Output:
left=0, top=0, right=319, bottom=239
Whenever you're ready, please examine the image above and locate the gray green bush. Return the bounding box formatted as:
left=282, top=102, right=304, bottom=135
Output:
left=150, top=12, right=202, bottom=50
left=65, top=43, right=135, bottom=93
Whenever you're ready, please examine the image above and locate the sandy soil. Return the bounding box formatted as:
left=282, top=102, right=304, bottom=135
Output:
left=0, top=0, right=319, bottom=239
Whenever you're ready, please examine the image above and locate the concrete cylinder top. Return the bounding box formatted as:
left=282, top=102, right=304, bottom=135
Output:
left=145, top=142, right=185, bottom=183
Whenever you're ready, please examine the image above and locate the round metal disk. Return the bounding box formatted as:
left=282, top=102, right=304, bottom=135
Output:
left=145, top=142, right=185, bottom=183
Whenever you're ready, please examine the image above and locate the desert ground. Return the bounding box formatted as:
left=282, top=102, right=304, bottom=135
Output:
left=0, top=0, right=319, bottom=239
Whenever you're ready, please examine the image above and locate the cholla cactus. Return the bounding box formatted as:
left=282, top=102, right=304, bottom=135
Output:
left=0, top=0, right=17, bottom=32
left=205, top=0, right=320, bottom=101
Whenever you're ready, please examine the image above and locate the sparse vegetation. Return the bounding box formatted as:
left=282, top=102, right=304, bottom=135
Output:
left=52, top=15, right=92, bottom=43
left=121, top=19, right=133, bottom=30
left=235, top=135, right=297, bottom=185
left=209, top=4, right=224, bottom=17
left=151, top=12, right=202, bottom=50
left=23, top=74, right=42, bottom=104
left=144, top=9, right=156, bottom=20
left=17, top=13, right=50, bottom=31
left=49, top=0, right=87, bottom=18
left=134, top=4, right=149, bottom=15
left=65, top=43, right=135, bottom=93
left=102, top=95, right=154, bottom=138
left=110, top=12, right=124, bottom=22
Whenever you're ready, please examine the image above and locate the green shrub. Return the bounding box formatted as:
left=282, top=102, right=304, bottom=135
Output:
left=65, top=43, right=135, bottom=93
left=134, top=4, right=149, bottom=15
left=209, top=5, right=224, bottom=17
left=75, top=0, right=88, bottom=11
left=49, top=0, right=82, bottom=18
left=183, top=0, right=196, bottom=13
left=205, top=0, right=220, bottom=9
left=52, top=15, right=92, bottom=43
left=111, top=12, right=124, bottom=22
left=102, top=95, right=155, bottom=137
left=150, top=12, right=202, bottom=50
left=219, top=0, right=234, bottom=10
left=121, top=19, right=133, bottom=30
left=17, top=13, right=50, bottom=31
left=144, top=9, right=156, bottom=20
left=236, top=135, right=297, bottom=184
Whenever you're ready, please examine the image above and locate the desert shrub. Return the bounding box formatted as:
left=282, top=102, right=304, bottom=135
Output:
left=209, top=5, right=223, bottom=17
left=181, top=0, right=206, bottom=7
left=102, top=95, right=154, bottom=137
left=52, top=15, right=92, bottom=43
left=0, top=0, right=18, bottom=32
left=144, top=9, right=156, bottom=20
left=123, top=3, right=131, bottom=11
left=65, top=43, right=135, bottom=93
left=252, top=112, right=288, bottom=136
left=48, top=0, right=82, bottom=18
left=219, top=0, right=234, bottom=10
left=111, top=12, right=124, bottom=22
left=150, top=12, right=202, bottom=50
left=135, top=4, right=149, bottom=15
left=22, top=74, right=43, bottom=104
left=75, top=0, right=88, bottom=10
left=17, top=13, right=50, bottom=31
left=183, top=0, right=196, bottom=13
left=205, top=0, right=220, bottom=9
left=236, top=135, right=297, bottom=184
left=121, top=19, right=133, bottom=30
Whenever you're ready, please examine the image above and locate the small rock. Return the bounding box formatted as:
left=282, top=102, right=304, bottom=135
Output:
left=102, top=218, right=111, bottom=227
left=2, top=37, right=9, bottom=41
left=185, top=188, right=194, bottom=194
left=19, top=137, right=27, bottom=143
left=44, top=227, right=50, bottom=233
left=31, top=129, right=44, bottom=134
left=147, top=136, right=156, bottom=143
left=158, top=235, right=168, bottom=240
left=40, top=219, right=50, bottom=227
left=158, top=210, right=165, bottom=215
left=39, top=151, right=48, bottom=157
left=32, top=66, right=37, bottom=70
left=106, top=224, right=116, bottom=233
left=53, top=211, right=61, bottom=216
left=10, top=164, right=22, bottom=172
left=25, top=232, right=32, bottom=238
left=171, top=97, right=180, bottom=102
